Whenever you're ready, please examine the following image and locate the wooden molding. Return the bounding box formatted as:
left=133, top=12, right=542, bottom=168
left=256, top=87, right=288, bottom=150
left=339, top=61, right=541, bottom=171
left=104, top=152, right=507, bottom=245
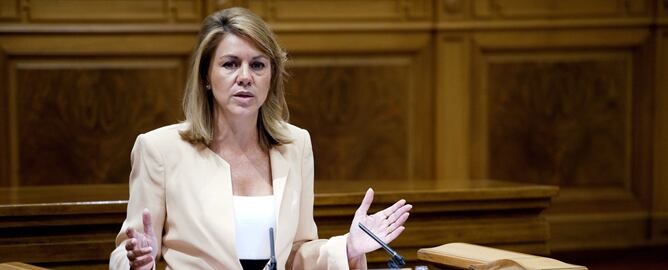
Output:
left=548, top=211, right=650, bottom=251
left=0, top=49, right=7, bottom=187
left=435, top=34, right=472, bottom=179
left=436, top=17, right=654, bottom=30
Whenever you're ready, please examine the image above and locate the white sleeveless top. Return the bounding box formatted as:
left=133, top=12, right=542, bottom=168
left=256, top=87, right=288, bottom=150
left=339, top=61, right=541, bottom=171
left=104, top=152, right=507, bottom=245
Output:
left=232, top=195, right=277, bottom=260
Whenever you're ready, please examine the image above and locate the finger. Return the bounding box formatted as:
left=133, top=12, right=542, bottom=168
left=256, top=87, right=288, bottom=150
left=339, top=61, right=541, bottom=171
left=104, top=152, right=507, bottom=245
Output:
left=142, top=208, right=154, bottom=237
left=380, top=199, right=406, bottom=218
left=386, top=212, right=409, bottom=233
left=126, top=227, right=136, bottom=239
left=385, top=204, right=412, bottom=224
left=127, top=250, right=135, bottom=261
left=356, top=188, right=374, bottom=216
left=132, top=246, right=153, bottom=257
left=384, top=226, right=405, bottom=243
left=132, top=253, right=154, bottom=268
left=125, top=238, right=136, bottom=251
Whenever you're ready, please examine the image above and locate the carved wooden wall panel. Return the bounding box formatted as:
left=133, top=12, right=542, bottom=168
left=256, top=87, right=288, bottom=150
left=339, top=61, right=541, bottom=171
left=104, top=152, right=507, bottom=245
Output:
left=287, top=57, right=409, bottom=181
left=654, top=28, right=668, bottom=243
left=472, top=0, right=649, bottom=18
left=0, top=52, right=7, bottom=187
left=1, top=0, right=203, bottom=22
left=438, top=0, right=652, bottom=22
left=435, top=5, right=658, bottom=248
left=0, top=0, right=19, bottom=20
left=29, top=0, right=167, bottom=21
left=278, top=31, right=434, bottom=182
left=10, top=59, right=184, bottom=186
left=245, top=0, right=432, bottom=22
left=456, top=28, right=654, bottom=251
left=486, top=55, right=630, bottom=187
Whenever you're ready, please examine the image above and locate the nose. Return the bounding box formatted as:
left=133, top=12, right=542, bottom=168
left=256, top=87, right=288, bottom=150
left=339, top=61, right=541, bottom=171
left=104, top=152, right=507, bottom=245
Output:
left=237, top=63, right=252, bottom=87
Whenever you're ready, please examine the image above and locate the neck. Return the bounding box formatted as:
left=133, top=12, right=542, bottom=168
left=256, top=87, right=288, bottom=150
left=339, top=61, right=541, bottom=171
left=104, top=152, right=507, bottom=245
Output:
left=211, top=108, right=261, bottom=152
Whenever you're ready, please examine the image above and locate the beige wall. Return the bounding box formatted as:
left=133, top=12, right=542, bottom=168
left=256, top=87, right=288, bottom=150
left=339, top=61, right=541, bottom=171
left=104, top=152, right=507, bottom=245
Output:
left=1, top=0, right=667, bottom=253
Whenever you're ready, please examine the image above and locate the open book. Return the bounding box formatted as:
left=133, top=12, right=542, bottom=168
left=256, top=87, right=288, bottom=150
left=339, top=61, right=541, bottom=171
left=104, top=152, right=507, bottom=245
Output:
left=417, top=243, right=587, bottom=270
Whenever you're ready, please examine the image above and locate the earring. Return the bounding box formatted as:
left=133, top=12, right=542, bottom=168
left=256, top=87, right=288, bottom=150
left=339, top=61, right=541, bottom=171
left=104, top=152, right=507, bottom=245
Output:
left=206, top=84, right=211, bottom=90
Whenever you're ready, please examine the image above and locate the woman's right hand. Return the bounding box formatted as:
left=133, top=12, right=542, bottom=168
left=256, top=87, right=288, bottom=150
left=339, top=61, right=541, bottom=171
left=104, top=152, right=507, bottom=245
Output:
left=125, top=208, right=158, bottom=270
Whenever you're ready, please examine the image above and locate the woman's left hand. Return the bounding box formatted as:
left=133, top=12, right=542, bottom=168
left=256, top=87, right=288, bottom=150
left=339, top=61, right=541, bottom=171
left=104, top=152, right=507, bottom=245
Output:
left=346, top=188, right=412, bottom=259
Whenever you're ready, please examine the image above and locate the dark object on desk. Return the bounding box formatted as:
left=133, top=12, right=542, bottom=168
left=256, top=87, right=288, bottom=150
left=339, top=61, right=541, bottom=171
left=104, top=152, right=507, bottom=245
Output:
left=358, top=222, right=405, bottom=269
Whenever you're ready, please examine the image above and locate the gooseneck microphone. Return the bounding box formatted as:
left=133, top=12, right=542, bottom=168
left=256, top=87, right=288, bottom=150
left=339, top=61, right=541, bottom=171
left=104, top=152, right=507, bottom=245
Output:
left=268, top=228, right=277, bottom=270
left=358, top=222, right=405, bottom=269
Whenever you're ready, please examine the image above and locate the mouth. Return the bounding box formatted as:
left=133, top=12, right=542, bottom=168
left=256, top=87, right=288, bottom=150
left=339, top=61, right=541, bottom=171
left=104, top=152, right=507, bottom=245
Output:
left=233, top=91, right=255, bottom=99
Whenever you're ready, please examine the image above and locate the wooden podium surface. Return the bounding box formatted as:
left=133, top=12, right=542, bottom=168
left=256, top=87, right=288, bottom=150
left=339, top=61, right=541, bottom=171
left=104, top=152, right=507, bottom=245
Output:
left=0, top=262, right=48, bottom=270
left=0, top=180, right=558, bottom=269
left=418, top=243, right=587, bottom=270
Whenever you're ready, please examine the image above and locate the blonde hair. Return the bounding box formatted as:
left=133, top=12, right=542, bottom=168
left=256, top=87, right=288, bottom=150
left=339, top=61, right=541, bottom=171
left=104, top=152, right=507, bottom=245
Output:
left=180, top=7, right=291, bottom=150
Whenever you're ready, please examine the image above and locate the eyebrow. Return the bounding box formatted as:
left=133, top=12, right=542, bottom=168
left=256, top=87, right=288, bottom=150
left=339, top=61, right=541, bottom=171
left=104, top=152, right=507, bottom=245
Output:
left=219, top=55, right=269, bottom=61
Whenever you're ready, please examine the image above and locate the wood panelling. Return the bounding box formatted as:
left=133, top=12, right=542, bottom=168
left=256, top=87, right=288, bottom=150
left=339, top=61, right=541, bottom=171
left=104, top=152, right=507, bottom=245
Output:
left=277, top=32, right=431, bottom=52
left=271, top=0, right=406, bottom=21
left=444, top=27, right=655, bottom=250
left=287, top=58, right=409, bottom=181
left=281, top=31, right=434, bottom=181
left=0, top=50, right=7, bottom=187
left=0, top=0, right=19, bottom=20
left=439, top=0, right=653, bottom=21
left=22, top=0, right=202, bottom=22
left=486, top=54, right=630, bottom=187
left=246, top=0, right=432, bottom=22
left=29, top=0, right=166, bottom=22
left=464, top=29, right=649, bottom=182
left=0, top=6, right=436, bottom=187
left=10, top=59, right=184, bottom=185
left=173, top=0, right=202, bottom=21
left=472, top=0, right=646, bottom=19
left=654, top=29, right=668, bottom=243
left=0, top=34, right=198, bottom=55
left=437, top=0, right=654, bottom=30
left=286, top=39, right=434, bottom=181
left=548, top=212, right=650, bottom=250
left=436, top=35, right=472, bottom=179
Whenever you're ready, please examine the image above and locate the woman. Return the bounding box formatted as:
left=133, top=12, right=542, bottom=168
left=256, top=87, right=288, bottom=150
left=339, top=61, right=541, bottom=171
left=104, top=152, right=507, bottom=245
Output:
left=109, top=7, right=412, bottom=270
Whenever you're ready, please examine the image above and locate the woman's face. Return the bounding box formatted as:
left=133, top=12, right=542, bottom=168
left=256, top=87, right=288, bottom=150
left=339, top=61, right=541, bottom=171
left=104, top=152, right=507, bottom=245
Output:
left=208, top=33, right=272, bottom=119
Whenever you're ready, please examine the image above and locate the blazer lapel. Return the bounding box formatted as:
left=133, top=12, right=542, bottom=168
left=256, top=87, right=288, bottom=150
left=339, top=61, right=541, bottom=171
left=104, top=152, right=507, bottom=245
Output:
left=270, top=147, right=290, bottom=220
left=270, top=147, right=290, bottom=255
left=203, top=149, right=242, bottom=268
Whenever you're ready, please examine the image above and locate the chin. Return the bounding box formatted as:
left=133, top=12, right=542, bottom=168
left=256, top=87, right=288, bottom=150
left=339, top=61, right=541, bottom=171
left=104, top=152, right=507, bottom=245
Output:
left=227, top=106, right=260, bottom=117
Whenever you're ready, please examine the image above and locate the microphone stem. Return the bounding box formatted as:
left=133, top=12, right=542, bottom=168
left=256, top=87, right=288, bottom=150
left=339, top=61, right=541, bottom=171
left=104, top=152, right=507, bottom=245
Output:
left=358, top=223, right=401, bottom=257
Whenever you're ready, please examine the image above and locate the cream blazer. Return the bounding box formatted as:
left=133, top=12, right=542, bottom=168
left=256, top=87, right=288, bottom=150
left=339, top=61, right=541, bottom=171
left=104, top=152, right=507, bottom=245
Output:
left=109, top=123, right=366, bottom=270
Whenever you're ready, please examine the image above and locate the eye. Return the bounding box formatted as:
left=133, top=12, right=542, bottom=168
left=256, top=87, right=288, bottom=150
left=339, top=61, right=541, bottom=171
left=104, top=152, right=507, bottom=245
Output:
left=222, top=61, right=238, bottom=69
left=250, top=61, right=266, bottom=71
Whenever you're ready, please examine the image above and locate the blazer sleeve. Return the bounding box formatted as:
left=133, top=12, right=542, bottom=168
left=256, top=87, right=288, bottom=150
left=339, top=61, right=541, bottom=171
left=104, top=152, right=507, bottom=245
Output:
left=286, top=129, right=367, bottom=270
left=109, top=134, right=167, bottom=270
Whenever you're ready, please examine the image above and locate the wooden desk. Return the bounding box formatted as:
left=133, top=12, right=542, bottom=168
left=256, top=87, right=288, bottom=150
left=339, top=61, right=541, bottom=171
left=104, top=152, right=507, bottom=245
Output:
left=0, top=180, right=558, bottom=269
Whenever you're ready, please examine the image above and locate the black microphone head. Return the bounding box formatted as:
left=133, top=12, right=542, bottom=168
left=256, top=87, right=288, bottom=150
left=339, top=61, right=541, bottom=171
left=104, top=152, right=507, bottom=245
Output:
left=388, top=254, right=405, bottom=269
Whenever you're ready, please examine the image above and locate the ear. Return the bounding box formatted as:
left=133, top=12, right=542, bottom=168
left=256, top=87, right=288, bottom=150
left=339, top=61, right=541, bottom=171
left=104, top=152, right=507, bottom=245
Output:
left=202, top=75, right=211, bottom=90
